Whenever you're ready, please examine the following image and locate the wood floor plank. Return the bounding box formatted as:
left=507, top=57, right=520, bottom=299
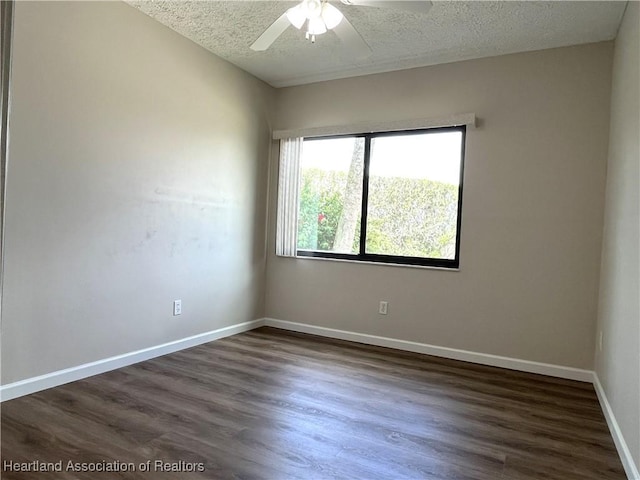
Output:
left=1, top=326, right=626, bottom=479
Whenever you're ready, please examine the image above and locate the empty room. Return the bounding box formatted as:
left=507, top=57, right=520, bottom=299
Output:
left=0, top=0, right=638, bottom=479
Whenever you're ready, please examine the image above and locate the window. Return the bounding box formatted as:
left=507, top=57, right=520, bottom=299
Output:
left=296, top=126, right=466, bottom=268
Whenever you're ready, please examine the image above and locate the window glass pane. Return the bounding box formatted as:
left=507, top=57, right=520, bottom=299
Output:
left=365, top=131, right=463, bottom=259
left=297, top=137, right=364, bottom=254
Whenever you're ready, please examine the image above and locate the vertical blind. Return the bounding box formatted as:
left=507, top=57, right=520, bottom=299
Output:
left=275, top=137, right=303, bottom=257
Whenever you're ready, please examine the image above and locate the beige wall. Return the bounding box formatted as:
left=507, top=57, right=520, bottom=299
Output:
left=595, top=2, right=640, bottom=471
left=266, top=42, right=613, bottom=369
left=1, top=1, right=274, bottom=383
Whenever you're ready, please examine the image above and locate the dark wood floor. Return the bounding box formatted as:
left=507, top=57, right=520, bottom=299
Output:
left=1, top=327, right=625, bottom=479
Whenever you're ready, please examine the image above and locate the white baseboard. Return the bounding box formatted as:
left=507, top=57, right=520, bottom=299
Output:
left=0, top=318, right=265, bottom=402
left=263, top=318, right=594, bottom=382
left=593, top=374, right=640, bottom=480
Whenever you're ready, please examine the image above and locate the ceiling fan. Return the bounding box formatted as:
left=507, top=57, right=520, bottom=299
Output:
left=250, top=0, right=433, bottom=58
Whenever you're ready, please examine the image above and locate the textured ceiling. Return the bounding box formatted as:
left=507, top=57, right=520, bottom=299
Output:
left=126, top=1, right=626, bottom=87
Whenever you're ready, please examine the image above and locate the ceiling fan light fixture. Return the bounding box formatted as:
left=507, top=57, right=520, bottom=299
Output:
left=321, top=3, right=344, bottom=30
left=286, top=4, right=307, bottom=29
left=253, top=0, right=423, bottom=56
left=302, top=0, right=323, bottom=19
left=307, top=16, right=328, bottom=35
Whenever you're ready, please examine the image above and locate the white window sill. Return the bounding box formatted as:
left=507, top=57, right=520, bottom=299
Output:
left=289, top=254, right=460, bottom=272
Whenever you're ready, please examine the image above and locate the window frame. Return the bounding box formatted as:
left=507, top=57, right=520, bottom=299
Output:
left=296, top=125, right=467, bottom=269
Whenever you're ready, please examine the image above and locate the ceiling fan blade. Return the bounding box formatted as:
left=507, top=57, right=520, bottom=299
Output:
left=333, top=16, right=372, bottom=60
left=340, top=0, right=433, bottom=15
left=250, top=13, right=291, bottom=51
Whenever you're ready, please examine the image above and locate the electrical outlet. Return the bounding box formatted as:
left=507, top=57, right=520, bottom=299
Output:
left=173, top=300, right=182, bottom=316
left=379, top=301, right=388, bottom=315
left=598, top=331, right=603, bottom=352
